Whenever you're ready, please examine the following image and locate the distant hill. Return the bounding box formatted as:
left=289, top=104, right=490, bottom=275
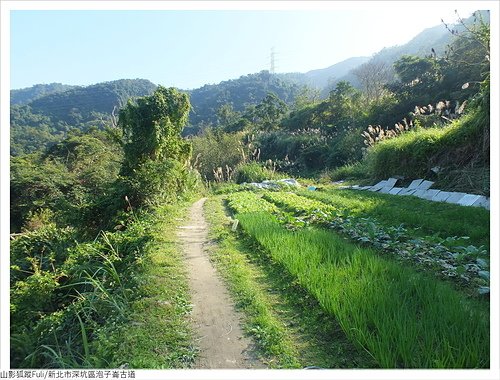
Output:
left=10, top=74, right=301, bottom=153
left=304, top=56, right=371, bottom=88
left=286, top=11, right=489, bottom=96
left=276, top=56, right=370, bottom=93
left=275, top=24, right=457, bottom=98
left=28, top=79, right=157, bottom=125
left=187, top=71, right=302, bottom=131
left=371, top=10, right=489, bottom=66
left=334, top=10, right=490, bottom=93
left=10, top=79, right=157, bottom=155
left=10, top=83, right=77, bottom=106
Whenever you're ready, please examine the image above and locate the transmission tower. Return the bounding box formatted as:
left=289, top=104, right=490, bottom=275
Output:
left=270, top=47, right=276, bottom=73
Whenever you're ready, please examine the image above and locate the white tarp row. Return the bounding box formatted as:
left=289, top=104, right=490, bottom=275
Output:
left=244, top=178, right=301, bottom=189
left=343, top=178, right=490, bottom=210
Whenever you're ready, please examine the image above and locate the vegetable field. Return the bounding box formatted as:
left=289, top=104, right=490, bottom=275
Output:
left=219, top=187, right=490, bottom=368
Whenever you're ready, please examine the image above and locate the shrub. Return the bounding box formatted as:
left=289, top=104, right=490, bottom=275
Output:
left=191, top=129, right=245, bottom=181
left=234, top=162, right=282, bottom=184
left=326, top=127, right=365, bottom=168
left=120, top=159, right=197, bottom=208
left=331, top=161, right=370, bottom=181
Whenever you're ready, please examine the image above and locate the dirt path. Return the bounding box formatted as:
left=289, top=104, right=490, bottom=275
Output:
left=177, top=198, right=264, bottom=369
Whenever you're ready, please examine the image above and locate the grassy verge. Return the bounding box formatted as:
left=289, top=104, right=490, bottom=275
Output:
left=298, top=188, right=489, bottom=248
left=96, top=202, right=197, bottom=368
left=10, top=201, right=197, bottom=368
left=204, top=195, right=375, bottom=368
left=236, top=210, right=489, bottom=368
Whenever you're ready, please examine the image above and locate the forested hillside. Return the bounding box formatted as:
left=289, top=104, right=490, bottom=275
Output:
left=10, top=79, right=157, bottom=155
left=185, top=71, right=302, bottom=134
left=10, top=83, right=77, bottom=106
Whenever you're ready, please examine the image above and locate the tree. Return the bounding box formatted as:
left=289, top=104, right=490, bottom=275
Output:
left=216, top=103, right=241, bottom=129
left=390, top=55, right=444, bottom=105
left=293, top=85, right=321, bottom=110
left=119, top=86, right=192, bottom=174
left=442, top=10, right=490, bottom=101
left=352, top=60, right=394, bottom=105
left=118, top=86, right=196, bottom=207
left=253, top=92, right=288, bottom=130
left=326, top=81, right=364, bottom=133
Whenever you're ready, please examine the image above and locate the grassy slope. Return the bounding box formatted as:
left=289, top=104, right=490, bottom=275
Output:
left=332, top=108, right=489, bottom=196
left=366, top=110, right=488, bottom=179
left=204, top=195, right=375, bottom=368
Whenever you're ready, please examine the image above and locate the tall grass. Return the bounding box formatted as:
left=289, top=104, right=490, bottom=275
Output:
left=10, top=204, right=195, bottom=368
left=236, top=211, right=489, bottom=368
left=365, top=110, right=487, bottom=180
left=204, top=196, right=301, bottom=368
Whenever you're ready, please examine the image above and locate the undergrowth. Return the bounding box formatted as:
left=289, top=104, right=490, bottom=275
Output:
left=10, top=202, right=195, bottom=368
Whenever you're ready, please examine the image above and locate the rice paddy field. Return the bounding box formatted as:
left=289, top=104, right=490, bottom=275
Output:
left=210, top=186, right=490, bottom=368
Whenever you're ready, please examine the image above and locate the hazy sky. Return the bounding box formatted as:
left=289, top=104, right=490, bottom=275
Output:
left=8, top=1, right=486, bottom=90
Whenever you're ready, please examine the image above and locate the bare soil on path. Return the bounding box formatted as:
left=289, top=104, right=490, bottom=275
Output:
left=177, top=197, right=264, bottom=369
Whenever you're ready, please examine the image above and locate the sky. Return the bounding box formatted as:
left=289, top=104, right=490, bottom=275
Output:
left=6, top=2, right=490, bottom=90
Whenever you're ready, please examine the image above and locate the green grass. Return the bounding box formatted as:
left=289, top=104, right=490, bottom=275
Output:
left=298, top=188, right=490, bottom=248
left=204, top=195, right=299, bottom=368
left=365, top=110, right=487, bottom=181
left=204, top=195, right=375, bottom=368
left=10, top=200, right=198, bottom=369
left=92, top=202, right=196, bottom=368
left=236, top=211, right=489, bottom=368
left=330, top=161, right=371, bottom=182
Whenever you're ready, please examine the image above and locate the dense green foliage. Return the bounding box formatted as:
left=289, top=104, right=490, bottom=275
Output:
left=10, top=205, right=195, bottom=368
left=10, top=128, right=123, bottom=233
left=186, top=71, right=301, bottom=133
left=118, top=86, right=198, bottom=209
left=29, top=79, right=157, bottom=124
left=191, top=129, right=246, bottom=181
left=10, top=87, right=199, bottom=368
left=120, top=86, right=191, bottom=172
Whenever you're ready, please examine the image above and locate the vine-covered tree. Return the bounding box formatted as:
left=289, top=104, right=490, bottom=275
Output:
left=119, top=86, right=192, bottom=174
left=118, top=86, right=196, bottom=207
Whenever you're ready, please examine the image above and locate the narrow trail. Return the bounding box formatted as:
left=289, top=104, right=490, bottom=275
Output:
left=177, top=197, right=264, bottom=369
